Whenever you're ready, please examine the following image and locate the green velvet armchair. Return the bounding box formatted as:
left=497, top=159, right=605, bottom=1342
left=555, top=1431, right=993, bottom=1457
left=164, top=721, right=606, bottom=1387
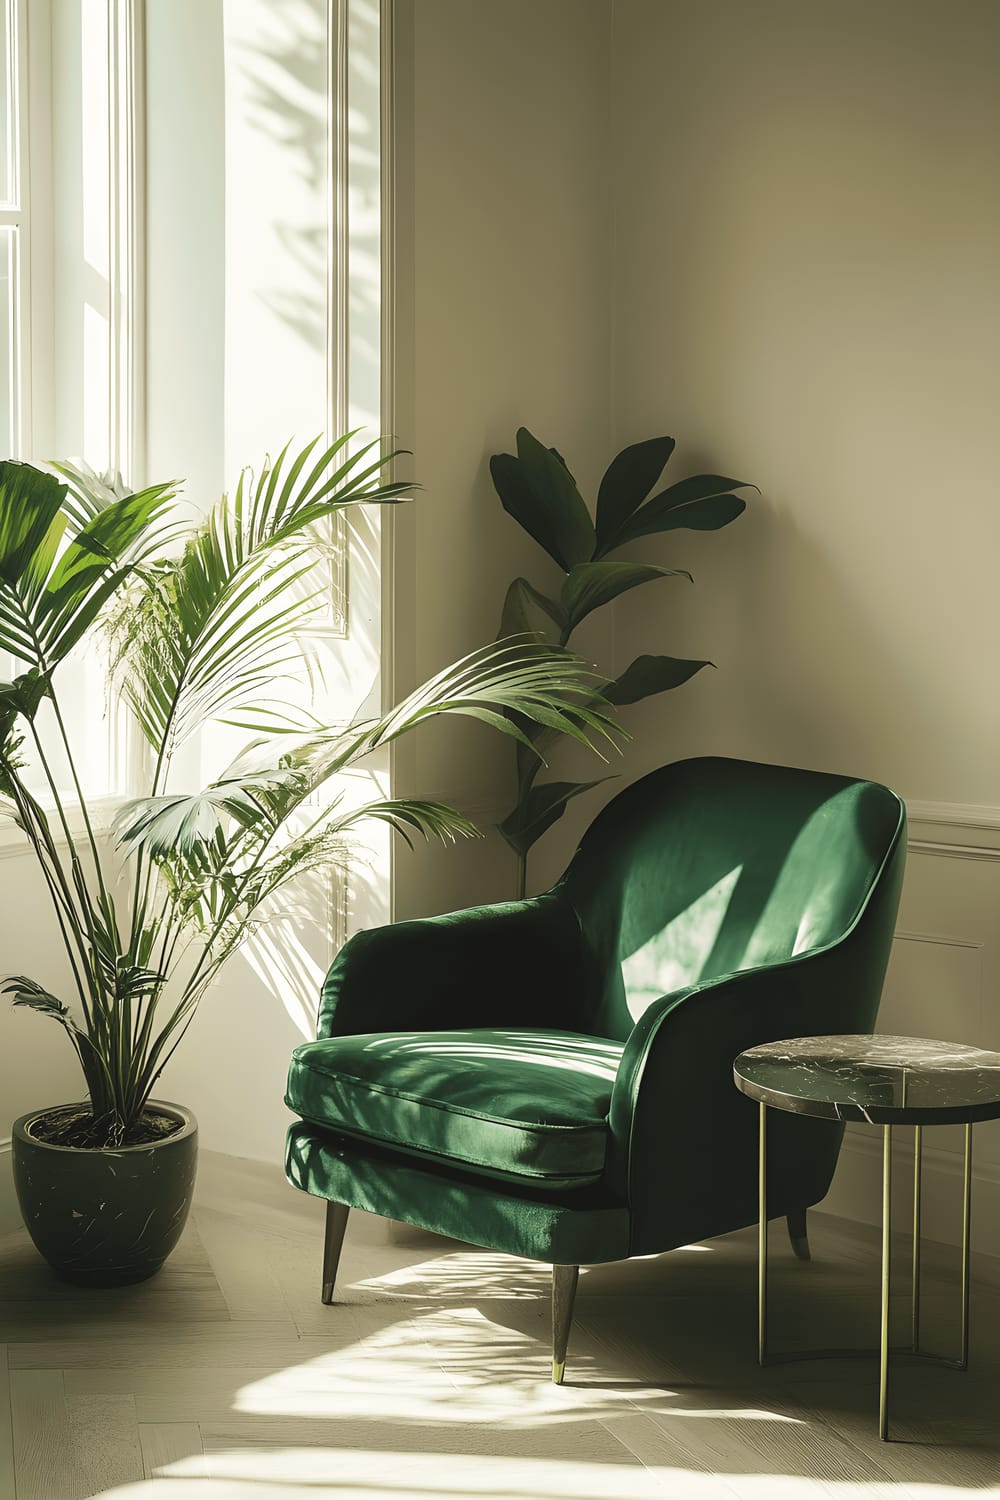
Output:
left=285, top=756, right=906, bottom=1380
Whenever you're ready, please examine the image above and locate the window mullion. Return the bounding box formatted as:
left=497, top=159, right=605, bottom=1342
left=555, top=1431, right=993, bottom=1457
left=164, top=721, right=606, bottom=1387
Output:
left=3, top=0, right=26, bottom=459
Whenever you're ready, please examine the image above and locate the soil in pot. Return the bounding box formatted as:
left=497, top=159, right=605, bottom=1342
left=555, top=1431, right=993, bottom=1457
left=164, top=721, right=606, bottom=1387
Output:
left=12, top=1100, right=198, bottom=1287
left=29, top=1104, right=182, bottom=1149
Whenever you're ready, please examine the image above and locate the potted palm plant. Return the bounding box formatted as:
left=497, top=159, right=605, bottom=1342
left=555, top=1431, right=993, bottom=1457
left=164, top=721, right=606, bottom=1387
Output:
left=1, top=437, right=613, bottom=1285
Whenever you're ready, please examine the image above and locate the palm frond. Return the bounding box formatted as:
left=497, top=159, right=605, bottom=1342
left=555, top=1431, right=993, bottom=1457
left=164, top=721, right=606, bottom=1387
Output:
left=346, top=638, right=620, bottom=764
left=110, top=436, right=414, bottom=760
left=0, top=461, right=179, bottom=676
left=328, top=798, right=483, bottom=849
left=5, top=975, right=72, bottom=1019
left=53, top=461, right=186, bottom=553
left=186, top=639, right=623, bottom=850
left=114, top=769, right=308, bottom=861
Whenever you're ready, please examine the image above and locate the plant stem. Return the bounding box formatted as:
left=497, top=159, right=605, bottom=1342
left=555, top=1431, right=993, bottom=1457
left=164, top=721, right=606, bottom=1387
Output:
left=516, top=849, right=527, bottom=901
left=48, top=689, right=121, bottom=950
left=25, top=721, right=108, bottom=979
left=3, top=771, right=90, bottom=1003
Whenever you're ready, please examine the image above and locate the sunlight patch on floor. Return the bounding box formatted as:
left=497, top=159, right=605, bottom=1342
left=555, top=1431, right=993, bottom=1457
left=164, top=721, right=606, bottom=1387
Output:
left=163, top=1445, right=678, bottom=1496
left=355, top=1245, right=551, bottom=1298
left=654, top=1407, right=804, bottom=1423
left=232, top=1305, right=611, bottom=1424
left=140, top=1448, right=963, bottom=1500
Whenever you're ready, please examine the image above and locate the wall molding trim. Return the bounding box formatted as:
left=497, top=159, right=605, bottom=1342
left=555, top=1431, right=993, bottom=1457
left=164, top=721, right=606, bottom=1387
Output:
left=839, top=1122, right=1000, bottom=1188
left=907, top=838, right=1000, bottom=863
left=894, top=929, right=982, bottom=950
left=906, top=799, right=1000, bottom=833
left=0, top=797, right=123, bottom=860
left=825, top=1125, right=1000, bottom=1254
left=904, top=798, right=1000, bottom=862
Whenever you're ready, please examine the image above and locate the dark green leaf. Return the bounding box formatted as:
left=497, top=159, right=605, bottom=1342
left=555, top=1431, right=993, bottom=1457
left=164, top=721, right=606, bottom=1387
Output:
left=489, top=453, right=565, bottom=570
left=515, top=429, right=595, bottom=567
left=605, top=654, right=712, bottom=706
left=597, top=473, right=750, bottom=556
left=595, top=436, right=675, bottom=554
left=497, top=577, right=566, bottom=641
left=560, top=561, right=682, bottom=635
left=490, top=431, right=595, bottom=571
left=498, top=778, right=612, bottom=858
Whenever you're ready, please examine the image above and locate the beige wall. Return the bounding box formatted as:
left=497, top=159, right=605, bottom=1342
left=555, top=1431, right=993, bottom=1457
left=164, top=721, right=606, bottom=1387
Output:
left=394, top=0, right=1000, bottom=924
left=609, top=0, right=1000, bottom=1244
left=610, top=0, right=999, bottom=805
left=393, top=0, right=1000, bottom=1243
left=391, top=0, right=615, bottom=917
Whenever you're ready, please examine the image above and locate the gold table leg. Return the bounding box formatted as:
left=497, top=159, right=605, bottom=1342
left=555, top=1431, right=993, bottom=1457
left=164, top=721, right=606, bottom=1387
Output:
left=754, top=1108, right=974, bottom=1443
left=911, top=1124, right=922, bottom=1353
left=758, top=1100, right=767, bottom=1366
left=960, top=1122, right=972, bottom=1370
left=879, top=1123, right=892, bottom=1441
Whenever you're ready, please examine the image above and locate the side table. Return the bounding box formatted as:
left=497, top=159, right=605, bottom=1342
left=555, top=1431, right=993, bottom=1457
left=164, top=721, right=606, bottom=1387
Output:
left=734, top=1033, right=1000, bottom=1441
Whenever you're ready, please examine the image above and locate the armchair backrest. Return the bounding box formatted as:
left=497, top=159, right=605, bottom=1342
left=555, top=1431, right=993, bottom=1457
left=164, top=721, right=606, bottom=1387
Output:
left=561, top=757, right=906, bottom=1042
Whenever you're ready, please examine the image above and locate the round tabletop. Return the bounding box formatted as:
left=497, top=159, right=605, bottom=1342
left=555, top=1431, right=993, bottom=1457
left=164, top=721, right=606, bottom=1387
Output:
left=733, top=1034, right=1000, bottom=1125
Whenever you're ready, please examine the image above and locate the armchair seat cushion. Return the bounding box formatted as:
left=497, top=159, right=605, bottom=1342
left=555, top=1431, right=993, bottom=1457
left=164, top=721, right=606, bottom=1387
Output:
left=285, top=1028, right=624, bottom=1188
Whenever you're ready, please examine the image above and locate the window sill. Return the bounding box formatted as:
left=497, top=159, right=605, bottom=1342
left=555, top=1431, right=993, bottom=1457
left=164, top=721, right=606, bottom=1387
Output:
left=0, top=795, right=127, bottom=861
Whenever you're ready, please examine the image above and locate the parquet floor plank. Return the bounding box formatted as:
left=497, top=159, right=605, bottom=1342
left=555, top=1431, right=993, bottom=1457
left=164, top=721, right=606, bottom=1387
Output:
left=2, top=1166, right=998, bottom=1500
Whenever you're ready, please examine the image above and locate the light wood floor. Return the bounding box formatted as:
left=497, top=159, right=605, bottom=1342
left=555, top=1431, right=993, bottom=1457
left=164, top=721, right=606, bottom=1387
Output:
left=1, top=1150, right=999, bottom=1499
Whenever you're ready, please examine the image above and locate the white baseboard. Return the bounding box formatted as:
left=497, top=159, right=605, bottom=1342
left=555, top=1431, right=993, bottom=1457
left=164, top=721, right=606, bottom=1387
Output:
left=823, top=1126, right=1000, bottom=1254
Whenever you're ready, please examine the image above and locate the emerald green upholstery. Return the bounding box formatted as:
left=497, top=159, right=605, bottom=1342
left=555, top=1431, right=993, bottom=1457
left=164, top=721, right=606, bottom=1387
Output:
left=287, top=1029, right=624, bottom=1187
left=285, top=756, right=906, bottom=1368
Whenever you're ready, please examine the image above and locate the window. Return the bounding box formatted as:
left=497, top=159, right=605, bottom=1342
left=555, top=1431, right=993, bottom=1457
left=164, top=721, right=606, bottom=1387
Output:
left=0, top=0, right=141, bottom=801
left=1, top=0, right=24, bottom=459
left=3, top=0, right=387, bottom=829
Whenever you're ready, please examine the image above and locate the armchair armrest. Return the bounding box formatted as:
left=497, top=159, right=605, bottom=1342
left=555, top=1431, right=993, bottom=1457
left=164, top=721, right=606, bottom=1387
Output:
left=608, top=921, right=893, bottom=1253
left=317, top=890, right=599, bottom=1040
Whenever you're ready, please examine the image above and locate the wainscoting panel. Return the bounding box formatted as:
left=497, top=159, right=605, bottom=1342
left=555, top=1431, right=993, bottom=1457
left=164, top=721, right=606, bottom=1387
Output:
left=824, top=801, right=1000, bottom=1251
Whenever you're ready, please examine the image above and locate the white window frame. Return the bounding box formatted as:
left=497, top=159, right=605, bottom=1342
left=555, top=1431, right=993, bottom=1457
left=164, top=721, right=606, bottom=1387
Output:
left=0, top=0, right=144, bottom=821
left=3, top=0, right=142, bottom=471
left=1, top=0, right=27, bottom=459
left=0, top=2, right=391, bottom=909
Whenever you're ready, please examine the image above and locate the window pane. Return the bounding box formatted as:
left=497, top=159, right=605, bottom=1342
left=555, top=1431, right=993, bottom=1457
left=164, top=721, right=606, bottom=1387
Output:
left=0, top=0, right=14, bottom=207
left=0, top=226, right=16, bottom=455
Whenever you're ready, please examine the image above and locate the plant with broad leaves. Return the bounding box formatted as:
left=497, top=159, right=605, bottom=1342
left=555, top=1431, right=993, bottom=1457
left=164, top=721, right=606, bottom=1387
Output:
left=492, top=427, right=753, bottom=895
left=0, top=436, right=615, bottom=1146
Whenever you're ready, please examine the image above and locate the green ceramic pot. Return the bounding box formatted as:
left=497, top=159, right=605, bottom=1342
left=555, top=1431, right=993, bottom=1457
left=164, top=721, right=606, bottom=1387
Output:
left=11, top=1100, right=198, bottom=1287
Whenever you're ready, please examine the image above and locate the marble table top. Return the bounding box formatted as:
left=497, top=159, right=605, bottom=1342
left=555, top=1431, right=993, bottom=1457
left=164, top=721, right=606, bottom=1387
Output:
left=733, top=1034, right=1000, bottom=1125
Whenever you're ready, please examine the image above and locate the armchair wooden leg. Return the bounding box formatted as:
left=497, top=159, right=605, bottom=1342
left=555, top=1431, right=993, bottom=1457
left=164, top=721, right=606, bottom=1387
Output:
left=321, top=1201, right=350, bottom=1304
left=552, top=1264, right=579, bottom=1384
left=786, top=1207, right=811, bottom=1261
